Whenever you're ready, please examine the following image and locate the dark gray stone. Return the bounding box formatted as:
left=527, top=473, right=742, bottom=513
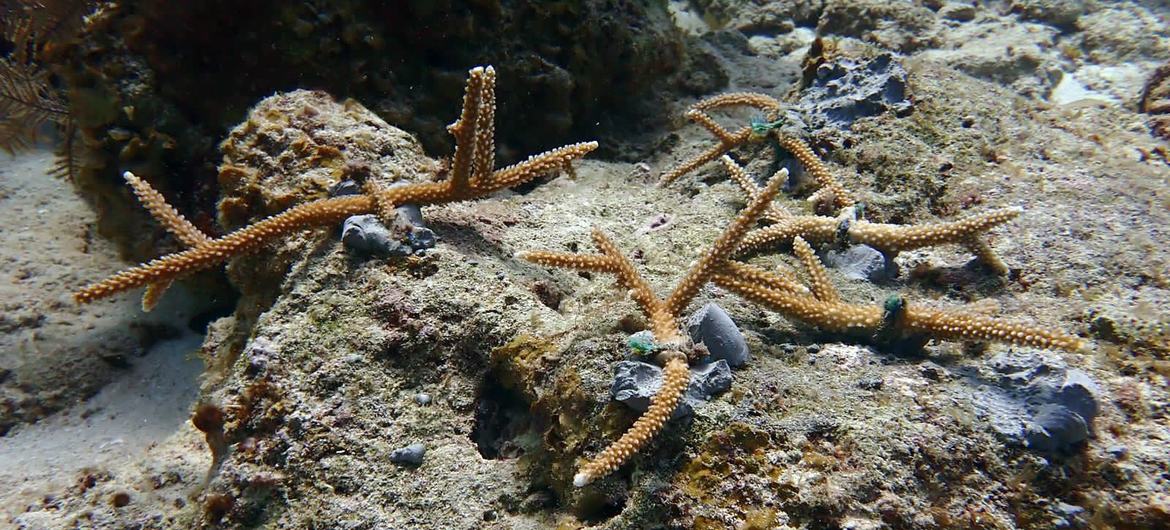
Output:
left=823, top=244, right=896, bottom=282
left=328, top=179, right=363, bottom=197
left=857, top=377, right=884, bottom=391
left=1025, top=404, right=1090, bottom=451
left=610, top=360, right=733, bottom=419
left=967, top=351, right=1101, bottom=454
left=1057, top=369, right=1101, bottom=421
left=798, top=52, right=913, bottom=130
left=389, top=443, right=426, bottom=466
left=342, top=214, right=409, bottom=257
left=687, top=303, right=749, bottom=367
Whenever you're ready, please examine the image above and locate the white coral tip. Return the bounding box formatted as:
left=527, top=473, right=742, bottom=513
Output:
left=573, top=472, right=590, bottom=488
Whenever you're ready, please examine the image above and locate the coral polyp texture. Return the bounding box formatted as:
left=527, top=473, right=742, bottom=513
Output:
left=72, top=66, right=597, bottom=308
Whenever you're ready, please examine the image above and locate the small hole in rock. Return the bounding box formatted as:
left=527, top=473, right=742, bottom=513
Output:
left=575, top=488, right=627, bottom=524
left=471, top=377, right=534, bottom=460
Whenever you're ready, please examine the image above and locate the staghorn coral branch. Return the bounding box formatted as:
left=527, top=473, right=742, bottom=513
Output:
left=715, top=238, right=1084, bottom=352
left=75, top=66, right=596, bottom=305
left=659, top=92, right=783, bottom=185
left=124, top=171, right=210, bottom=248
left=573, top=355, right=689, bottom=488
left=659, top=126, right=752, bottom=185
left=712, top=270, right=1083, bottom=351
left=847, top=207, right=1022, bottom=254
left=899, top=304, right=1084, bottom=351
left=718, top=260, right=809, bottom=296
left=481, top=142, right=597, bottom=192
left=690, top=92, right=783, bottom=114
left=713, top=273, right=883, bottom=332
left=140, top=281, right=172, bottom=313
left=516, top=229, right=678, bottom=342
left=688, top=109, right=738, bottom=143
left=123, top=171, right=212, bottom=311
left=962, top=235, right=1010, bottom=275
left=74, top=195, right=376, bottom=304
left=469, top=68, right=497, bottom=187
left=733, top=208, right=1021, bottom=273
left=516, top=251, right=617, bottom=274
left=792, top=236, right=839, bottom=303
left=774, top=134, right=855, bottom=209
left=721, top=155, right=789, bottom=222
left=663, top=168, right=788, bottom=319
left=446, top=65, right=489, bottom=192
left=589, top=229, right=678, bottom=342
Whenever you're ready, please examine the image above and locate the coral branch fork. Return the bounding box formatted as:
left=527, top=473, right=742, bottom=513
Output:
left=73, top=66, right=596, bottom=307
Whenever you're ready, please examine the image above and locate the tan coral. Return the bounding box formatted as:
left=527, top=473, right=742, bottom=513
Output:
left=659, top=92, right=856, bottom=213
left=519, top=168, right=789, bottom=486
left=74, top=66, right=597, bottom=306
left=733, top=208, right=1021, bottom=273
left=659, top=92, right=782, bottom=185
left=123, top=171, right=213, bottom=311
left=573, top=355, right=689, bottom=487
left=773, top=134, right=855, bottom=209
left=712, top=249, right=1084, bottom=352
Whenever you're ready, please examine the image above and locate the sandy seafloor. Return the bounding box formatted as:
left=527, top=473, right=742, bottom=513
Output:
left=2, top=1, right=1170, bottom=529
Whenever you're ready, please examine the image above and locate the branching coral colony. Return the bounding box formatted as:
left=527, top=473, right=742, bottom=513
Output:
left=75, top=69, right=1086, bottom=492
left=519, top=92, right=1085, bottom=487
left=73, top=66, right=598, bottom=307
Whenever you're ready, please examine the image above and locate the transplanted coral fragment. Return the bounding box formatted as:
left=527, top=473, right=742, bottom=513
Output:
left=74, top=66, right=597, bottom=306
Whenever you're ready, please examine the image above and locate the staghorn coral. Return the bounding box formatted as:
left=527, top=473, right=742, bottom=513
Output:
left=705, top=160, right=1081, bottom=351
left=662, top=91, right=1018, bottom=273
left=518, top=168, right=790, bottom=486
left=122, top=170, right=210, bottom=311
left=711, top=256, right=1084, bottom=352
left=659, top=92, right=854, bottom=212
left=659, top=92, right=782, bottom=186
left=512, top=90, right=1085, bottom=490
left=73, top=66, right=597, bottom=306
left=715, top=139, right=1017, bottom=273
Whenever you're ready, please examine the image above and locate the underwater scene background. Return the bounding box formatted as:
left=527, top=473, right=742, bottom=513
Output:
left=1, top=1, right=1168, bottom=528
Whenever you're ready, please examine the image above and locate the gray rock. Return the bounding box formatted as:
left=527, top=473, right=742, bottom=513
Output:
left=967, top=351, right=1101, bottom=453
left=919, top=361, right=950, bottom=382
left=610, top=360, right=733, bottom=419
left=687, top=303, right=749, bottom=367
left=1057, top=369, right=1101, bottom=422
left=244, top=336, right=277, bottom=375
left=857, top=377, right=884, bottom=391
left=336, top=180, right=436, bottom=258
left=414, top=393, right=432, bottom=406
left=798, top=52, right=912, bottom=130
left=328, top=179, right=363, bottom=197
left=389, top=443, right=426, bottom=466
left=1025, top=404, right=1089, bottom=451
left=342, top=215, right=408, bottom=257
left=823, top=244, right=896, bottom=282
